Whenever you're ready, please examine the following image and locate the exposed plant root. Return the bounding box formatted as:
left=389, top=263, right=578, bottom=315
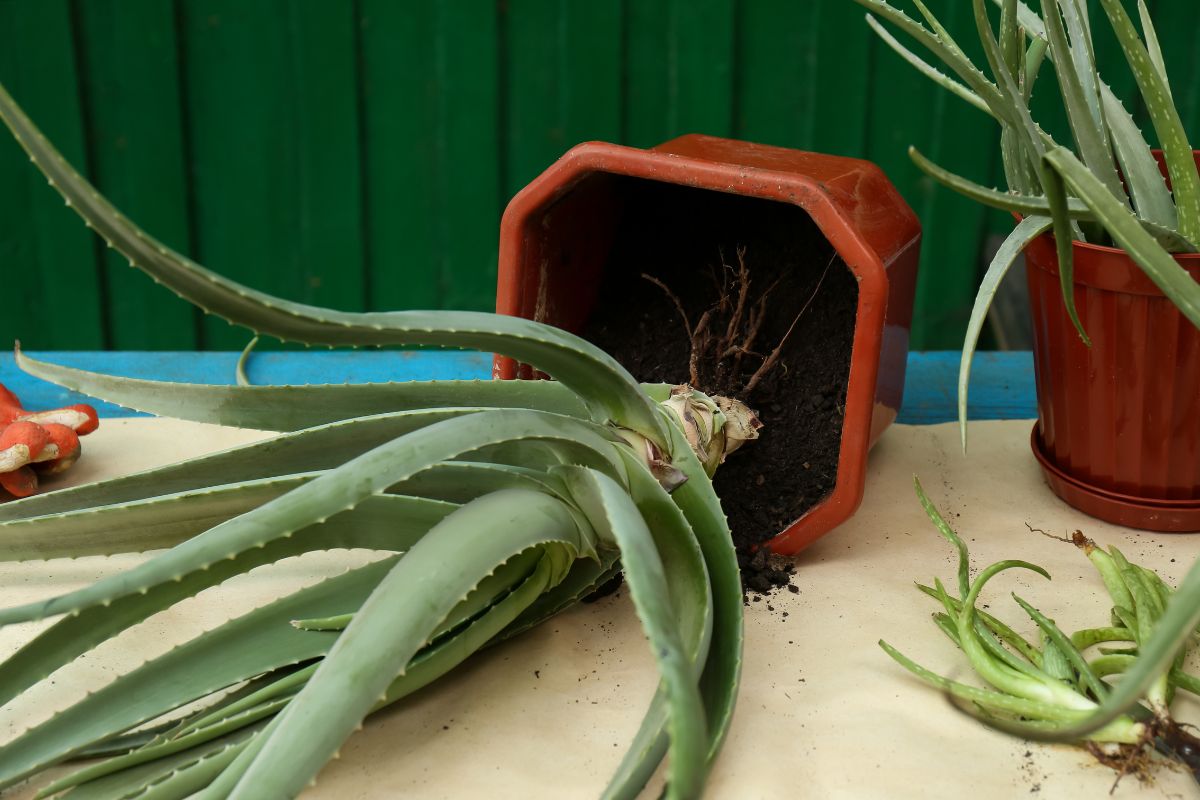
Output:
left=641, top=246, right=836, bottom=399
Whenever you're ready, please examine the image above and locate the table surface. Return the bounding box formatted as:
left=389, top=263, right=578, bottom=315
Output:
left=3, top=351, right=1200, bottom=799
left=0, top=350, right=1035, bottom=423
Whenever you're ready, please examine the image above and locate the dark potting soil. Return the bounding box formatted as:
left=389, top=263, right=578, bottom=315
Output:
left=580, top=182, right=858, bottom=595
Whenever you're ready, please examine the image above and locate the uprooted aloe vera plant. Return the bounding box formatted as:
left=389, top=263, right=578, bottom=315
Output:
left=888, top=479, right=1200, bottom=782
left=0, top=84, right=747, bottom=798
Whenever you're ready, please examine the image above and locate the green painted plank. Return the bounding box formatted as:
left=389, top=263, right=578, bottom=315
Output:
left=359, top=1, right=500, bottom=313
left=902, top=2, right=997, bottom=350
left=0, top=0, right=104, bottom=350
left=809, top=0, right=871, bottom=157
left=438, top=1, right=501, bottom=311
left=864, top=0, right=942, bottom=349
left=502, top=0, right=622, bottom=197
left=623, top=0, right=735, bottom=148
left=178, top=0, right=364, bottom=349
left=74, top=0, right=198, bottom=350
left=357, top=0, right=439, bottom=311
left=733, top=0, right=820, bottom=148
left=1145, top=0, right=1200, bottom=140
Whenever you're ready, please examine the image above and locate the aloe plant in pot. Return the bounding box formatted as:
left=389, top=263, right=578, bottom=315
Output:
left=857, top=0, right=1200, bottom=530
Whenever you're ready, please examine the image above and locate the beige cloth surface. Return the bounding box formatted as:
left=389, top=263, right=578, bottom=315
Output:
left=1, top=417, right=1198, bottom=799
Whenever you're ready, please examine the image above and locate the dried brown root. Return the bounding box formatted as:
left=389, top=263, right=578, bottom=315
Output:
left=1083, top=715, right=1200, bottom=792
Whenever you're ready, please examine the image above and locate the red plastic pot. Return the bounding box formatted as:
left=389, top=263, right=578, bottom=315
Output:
left=1025, top=176, right=1200, bottom=531
left=493, top=135, right=920, bottom=554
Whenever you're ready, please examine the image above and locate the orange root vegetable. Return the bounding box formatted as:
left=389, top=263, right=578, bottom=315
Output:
left=0, top=384, right=98, bottom=498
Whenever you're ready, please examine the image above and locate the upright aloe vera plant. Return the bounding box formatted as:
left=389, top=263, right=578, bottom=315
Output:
left=855, top=0, right=1200, bottom=441
left=0, top=83, right=745, bottom=799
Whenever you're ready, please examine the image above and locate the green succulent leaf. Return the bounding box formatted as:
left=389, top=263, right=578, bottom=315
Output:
left=1043, top=147, right=1200, bottom=331
left=958, top=216, right=1054, bottom=450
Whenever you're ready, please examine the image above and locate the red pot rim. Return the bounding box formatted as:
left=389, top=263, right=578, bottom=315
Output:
left=495, top=136, right=921, bottom=555
left=1024, top=230, right=1200, bottom=296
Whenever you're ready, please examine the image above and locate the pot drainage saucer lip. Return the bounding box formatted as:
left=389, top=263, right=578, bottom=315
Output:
left=1030, top=425, right=1200, bottom=533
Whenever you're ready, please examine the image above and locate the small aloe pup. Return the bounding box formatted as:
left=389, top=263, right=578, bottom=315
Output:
left=0, top=83, right=744, bottom=799
left=889, top=479, right=1200, bottom=781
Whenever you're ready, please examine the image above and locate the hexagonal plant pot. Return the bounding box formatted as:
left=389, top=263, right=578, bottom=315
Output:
left=493, top=135, right=920, bottom=556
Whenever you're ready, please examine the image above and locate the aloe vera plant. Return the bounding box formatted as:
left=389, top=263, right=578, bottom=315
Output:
left=0, top=83, right=748, bottom=798
left=856, top=0, right=1200, bottom=445
left=890, top=479, right=1200, bottom=779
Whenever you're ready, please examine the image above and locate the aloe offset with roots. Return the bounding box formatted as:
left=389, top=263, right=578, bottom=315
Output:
left=0, top=84, right=747, bottom=799
left=855, top=0, right=1200, bottom=446
left=889, top=480, right=1200, bottom=779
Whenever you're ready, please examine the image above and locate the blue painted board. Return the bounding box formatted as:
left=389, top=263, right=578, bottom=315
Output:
left=0, top=351, right=493, bottom=420
left=900, top=351, right=1036, bottom=424
left=0, top=351, right=1036, bottom=425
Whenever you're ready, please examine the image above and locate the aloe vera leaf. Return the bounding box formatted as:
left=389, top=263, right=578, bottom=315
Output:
left=50, top=551, right=545, bottom=797
left=563, top=468, right=709, bottom=799
left=1098, top=82, right=1179, bottom=230
left=1041, top=152, right=1091, bottom=343
left=932, top=576, right=1048, bottom=681
left=168, top=665, right=318, bottom=744
left=0, top=86, right=667, bottom=449
left=1040, top=0, right=1124, bottom=204
left=972, top=0, right=1045, bottom=157
left=657, top=413, right=742, bottom=763
left=1040, top=635, right=1075, bottom=682
left=195, top=549, right=563, bottom=800
left=913, top=478, right=971, bottom=597
left=911, top=145, right=1188, bottom=261
left=0, top=494, right=452, bottom=711
left=1001, top=125, right=1038, bottom=195
left=1059, top=0, right=1106, bottom=131
left=957, top=216, right=1054, bottom=449
left=498, top=555, right=621, bottom=642
left=1117, top=561, right=1161, bottom=641
left=866, top=14, right=990, bottom=114
left=930, top=578, right=1047, bottom=680
left=1044, top=147, right=1200, bottom=328
left=0, top=408, right=477, bottom=522
left=0, top=409, right=620, bottom=625
left=233, top=336, right=257, bottom=388
left=563, top=464, right=710, bottom=800
left=1089, top=653, right=1135, bottom=679
left=989, top=0, right=1046, bottom=38
left=1023, top=35, right=1049, bottom=100
left=999, top=0, right=1021, bottom=77
left=910, top=147, right=1086, bottom=217
left=0, top=474, right=316, bottom=561
left=16, top=349, right=590, bottom=431
left=1072, top=627, right=1135, bottom=650
left=59, top=729, right=258, bottom=800
left=1136, top=0, right=1171, bottom=100
left=979, top=551, right=1200, bottom=743
left=854, top=0, right=1005, bottom=110
left=388, top=461, right=557, bottom=504
left=956, top=559, right=1095, bottom=707
left=223, top=489, right=586, bottom=798
left=1096, top=0, right=1200, bottom=243
left=1172, top=669, right=1200, bottom=696
left=38, top=697, right=293, bottom=797
left=1014, top=594, right=1108, bottom=699
left=917, top=583, right=1044, bottom=667
left=880, top=641, right=1109, bottom=727
left=0, top=556, right=400, bottom=789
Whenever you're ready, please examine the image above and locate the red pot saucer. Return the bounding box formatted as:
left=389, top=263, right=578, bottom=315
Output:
left=1030, top=425, right=1200, bottom=532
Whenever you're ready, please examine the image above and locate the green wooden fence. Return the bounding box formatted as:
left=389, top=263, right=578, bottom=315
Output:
left=2, top=0, right=1197, bottom=352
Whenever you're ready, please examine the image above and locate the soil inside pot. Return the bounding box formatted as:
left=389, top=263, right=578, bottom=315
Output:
left=580, top=182, right=858, bottom=594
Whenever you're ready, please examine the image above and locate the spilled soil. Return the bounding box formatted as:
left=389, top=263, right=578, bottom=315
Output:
left=580, top=183, right=858, bottom=594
